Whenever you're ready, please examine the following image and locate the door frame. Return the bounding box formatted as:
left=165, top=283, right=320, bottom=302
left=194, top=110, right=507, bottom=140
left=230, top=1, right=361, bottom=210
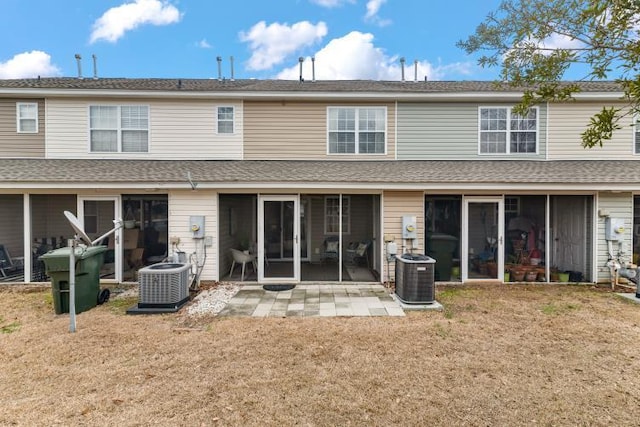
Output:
left=77, top=196, right=121, bottom=283
left=258, top=194, right=300, bottom=283
left=462, top=196, right=504, bottom=282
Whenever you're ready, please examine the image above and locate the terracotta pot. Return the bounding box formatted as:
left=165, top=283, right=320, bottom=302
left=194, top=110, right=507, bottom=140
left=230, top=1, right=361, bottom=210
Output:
left=511, top=269, right=526, bottom=281
left=487, top=262, right=498, bottom=277
left=525, top=271, right=538, bottom=281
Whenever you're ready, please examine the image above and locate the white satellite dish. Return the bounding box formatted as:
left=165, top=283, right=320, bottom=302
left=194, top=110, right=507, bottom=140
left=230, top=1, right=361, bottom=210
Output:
left=64, top=210, right=123, bottom=247
left=64, top=210, right=92, bottom=246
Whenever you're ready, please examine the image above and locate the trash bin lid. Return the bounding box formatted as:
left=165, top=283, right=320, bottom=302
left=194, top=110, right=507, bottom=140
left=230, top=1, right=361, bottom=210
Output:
left=40, top=245, right=107, bottom=260
left=428, top=233, right=458, bottom=241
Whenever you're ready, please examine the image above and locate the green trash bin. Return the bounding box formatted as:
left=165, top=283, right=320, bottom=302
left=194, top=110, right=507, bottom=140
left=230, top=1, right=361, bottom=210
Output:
left=39, top=246, right=107, bottom=315
left=426, top=233, right=458, bottom=281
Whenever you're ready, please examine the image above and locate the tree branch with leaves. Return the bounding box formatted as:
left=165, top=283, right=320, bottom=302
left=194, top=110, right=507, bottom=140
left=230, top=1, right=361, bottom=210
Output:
left=458, top=0, right=640, bottom=148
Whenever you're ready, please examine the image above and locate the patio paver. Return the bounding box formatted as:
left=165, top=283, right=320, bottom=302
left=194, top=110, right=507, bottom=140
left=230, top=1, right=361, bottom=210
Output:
left=218, top=284, right=406, bottom=317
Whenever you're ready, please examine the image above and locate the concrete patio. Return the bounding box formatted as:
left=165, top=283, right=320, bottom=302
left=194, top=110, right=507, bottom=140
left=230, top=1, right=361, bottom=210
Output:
left=218, top=283, right=406, bottom=317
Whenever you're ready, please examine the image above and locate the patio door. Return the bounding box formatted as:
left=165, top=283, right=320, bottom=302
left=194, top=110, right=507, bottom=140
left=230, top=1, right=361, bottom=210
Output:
left=78, top=196, right=121, bottom=282
left=258, top=195, right=299, bottom=282
left=463, top=197, right=504, bottom=281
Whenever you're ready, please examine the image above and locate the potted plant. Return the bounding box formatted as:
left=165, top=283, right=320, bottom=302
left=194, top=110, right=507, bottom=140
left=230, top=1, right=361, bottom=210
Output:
left=511, top=266, right=526, bottom=282
left=486, top=260, right=498, bottom=277
left=558, top=271, right=570, bottom=282
left=525, top=270, right=538, bottom=281
left=550, top=266, right=559, bottom=281
left=504, top=269, right=510, bottom=282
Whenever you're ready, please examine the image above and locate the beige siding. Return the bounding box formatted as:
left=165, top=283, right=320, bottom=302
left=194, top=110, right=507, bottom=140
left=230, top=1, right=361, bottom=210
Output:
left=548, top=101, right=634, bottom=159
left=46, top=98, right=242, bottom=159
left=0, top=99, right=45, bottom=158
left=168, top=190, right=217, bottom=280
left=383, top=191, right=424, bottom=281
left=596, top=192, right=633, bottom=283
left=244, top=101, right=396, bottom=160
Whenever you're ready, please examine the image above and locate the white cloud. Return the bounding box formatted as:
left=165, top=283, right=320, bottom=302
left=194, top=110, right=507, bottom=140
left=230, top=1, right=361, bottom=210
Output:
left=0, top=51, right=61, bottom=79
left=90, top=0, right=182, bottom=44
left=240, top=21, right=328, bottom=70
left=365, top=0, right=386, bottom=19
left=539, top=33, right=584, bottom=51
left=309, top=0, right=355, bottom=7
left=364, top=0, right=391, bottom=26
left=197, top=39, right=212, bottom=49
left=275, top=31, right=473, bottom=81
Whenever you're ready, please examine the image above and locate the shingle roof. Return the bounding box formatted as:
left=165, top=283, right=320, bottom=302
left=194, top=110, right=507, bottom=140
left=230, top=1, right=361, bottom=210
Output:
left=0, top=159, right=638, bottom=188
left=0, top=78, right=623, bottom=94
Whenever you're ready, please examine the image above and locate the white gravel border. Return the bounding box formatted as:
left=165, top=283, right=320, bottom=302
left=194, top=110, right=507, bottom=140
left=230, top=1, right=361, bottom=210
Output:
left=186, top=283, right=240, bottom=316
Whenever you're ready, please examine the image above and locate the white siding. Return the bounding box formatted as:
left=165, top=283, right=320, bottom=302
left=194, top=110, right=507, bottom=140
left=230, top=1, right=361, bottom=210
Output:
left=596, top=192, right=633, bottom=283
left=46, top=98, right=243, bottom=159
left=168, top=190, right=218, bottom=281
left=548, top=101, right=634, bottom=159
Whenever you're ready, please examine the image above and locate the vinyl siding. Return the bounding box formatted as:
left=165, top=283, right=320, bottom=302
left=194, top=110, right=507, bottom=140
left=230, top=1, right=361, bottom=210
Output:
left=548, top=101, right=633, bottom=159
left=243, top=101, right=396, bottom=160
left=168, top=190, right=217, bottom=281
left=46, top=98, right=242, bottom=159
left=596, top=192, right=633, bottom=283
left=397, top=102, right=547, bottom=160
left=0, top=99, right=45, bottom=158
left=383, top=190, right=424, bottom=280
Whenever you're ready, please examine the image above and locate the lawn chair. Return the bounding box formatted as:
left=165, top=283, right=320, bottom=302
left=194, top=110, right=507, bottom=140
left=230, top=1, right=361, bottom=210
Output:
left=0, top=244, right=21, bottom=278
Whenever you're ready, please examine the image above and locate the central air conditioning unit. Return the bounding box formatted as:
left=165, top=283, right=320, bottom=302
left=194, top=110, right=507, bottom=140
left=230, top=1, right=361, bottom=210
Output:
left=137, top=263, right=191, bottom=309
left=395, top=254, right=436, bottom=304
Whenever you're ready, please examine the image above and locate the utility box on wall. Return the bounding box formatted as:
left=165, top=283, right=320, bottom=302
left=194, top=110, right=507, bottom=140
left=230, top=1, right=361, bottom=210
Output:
left=605, top=217, right=625, bottom=241
left=402, top=215, right=418, bottom=240
left=190, top=215, right=205, bottom=239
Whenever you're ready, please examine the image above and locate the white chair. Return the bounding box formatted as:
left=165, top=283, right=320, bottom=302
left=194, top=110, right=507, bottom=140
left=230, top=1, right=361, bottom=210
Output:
left=229, top=248, right=257, bottom=281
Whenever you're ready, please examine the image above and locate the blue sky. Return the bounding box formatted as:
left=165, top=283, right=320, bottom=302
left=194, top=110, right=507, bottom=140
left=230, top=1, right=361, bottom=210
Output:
left=0, top=0, right=507, bottom=81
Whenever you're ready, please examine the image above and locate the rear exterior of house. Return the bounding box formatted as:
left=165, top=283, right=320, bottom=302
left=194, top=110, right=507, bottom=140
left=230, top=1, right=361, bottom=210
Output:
left=0, top=78, right=638, bottom=286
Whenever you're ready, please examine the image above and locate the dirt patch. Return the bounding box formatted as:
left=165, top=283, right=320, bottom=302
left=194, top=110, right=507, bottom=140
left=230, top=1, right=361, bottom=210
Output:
left=1, top=284, right=640, bottom=426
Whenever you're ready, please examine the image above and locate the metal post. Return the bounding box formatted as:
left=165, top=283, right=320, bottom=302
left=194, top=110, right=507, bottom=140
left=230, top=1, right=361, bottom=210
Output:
left=68, top=238, right=76, bottom=333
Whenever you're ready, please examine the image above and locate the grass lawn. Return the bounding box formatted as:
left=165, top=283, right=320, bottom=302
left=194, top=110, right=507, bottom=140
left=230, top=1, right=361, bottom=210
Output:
left=1, top=283, right=640, bottom=426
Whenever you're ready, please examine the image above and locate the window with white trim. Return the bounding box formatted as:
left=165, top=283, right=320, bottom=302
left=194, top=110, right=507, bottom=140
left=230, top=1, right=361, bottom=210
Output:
left=17, top=102, right=38, bottom=133
left=89, top=105, right=149, bottom=152
left=479, top=107, right=537, bottom=154
left=324, top=196, right=350, bottom=234
left=328, top=107, right=386, bottom=154
left=217, top=106, right=234, bottom=134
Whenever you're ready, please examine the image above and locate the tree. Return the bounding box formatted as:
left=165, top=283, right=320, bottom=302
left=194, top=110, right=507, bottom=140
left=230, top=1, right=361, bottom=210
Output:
left=457, top=0, right=640, bottom=148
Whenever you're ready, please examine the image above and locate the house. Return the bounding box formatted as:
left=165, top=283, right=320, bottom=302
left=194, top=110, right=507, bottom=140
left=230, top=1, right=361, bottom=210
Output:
left=0, top=77, right=638, bottom=285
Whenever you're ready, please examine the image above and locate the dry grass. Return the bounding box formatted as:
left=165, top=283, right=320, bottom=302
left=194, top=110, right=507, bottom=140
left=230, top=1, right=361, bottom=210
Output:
left=1, top=283, right=640, bottom=426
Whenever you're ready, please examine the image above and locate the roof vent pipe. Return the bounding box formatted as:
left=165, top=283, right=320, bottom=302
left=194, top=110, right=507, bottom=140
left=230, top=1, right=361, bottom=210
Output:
left=74, top=54, right=83, bottom=79
left=311, top=57, right=316, bottom=82
left=299, top=57, right=305, bottom=82
left=400, top=57, right=405, bottom=82
left=230, top=56, right=235, bottom=81
left=216, top=56, right=222, bottom=81
left=414, top=60, right=418, bottom=83
left=92, top=54, right=98, bottom=80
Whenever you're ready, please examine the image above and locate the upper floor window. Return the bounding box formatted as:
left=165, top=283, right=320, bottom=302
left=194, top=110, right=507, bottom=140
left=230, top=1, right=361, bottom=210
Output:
left=217, top=106, right=234, bottom=134
left=479, top=107, right=538, bottom=154
left=89, top=105, right=149, bottom=152
left=328, top=107, right=386, bottom=154
left=17, top=102, right=38, bottom=133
